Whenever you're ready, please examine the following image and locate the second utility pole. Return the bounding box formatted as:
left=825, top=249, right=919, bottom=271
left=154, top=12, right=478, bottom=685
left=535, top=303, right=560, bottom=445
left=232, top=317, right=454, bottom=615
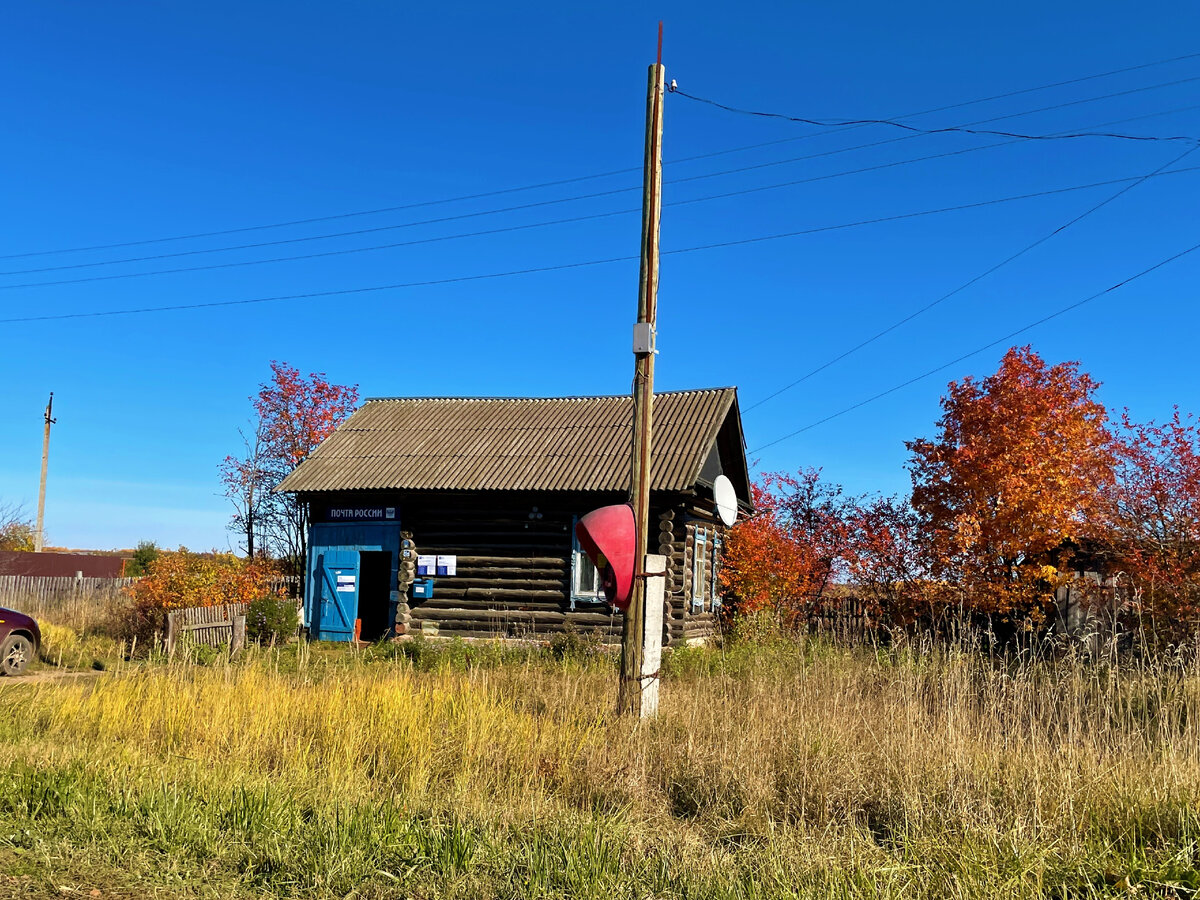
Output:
left=35, top=392, right=55, bottom=553
left=619, top=26, right=666, bottom=717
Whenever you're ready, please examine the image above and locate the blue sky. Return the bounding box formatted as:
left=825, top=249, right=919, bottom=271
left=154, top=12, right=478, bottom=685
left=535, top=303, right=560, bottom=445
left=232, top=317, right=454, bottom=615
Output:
left=2, top=1, right=1198, bottom=551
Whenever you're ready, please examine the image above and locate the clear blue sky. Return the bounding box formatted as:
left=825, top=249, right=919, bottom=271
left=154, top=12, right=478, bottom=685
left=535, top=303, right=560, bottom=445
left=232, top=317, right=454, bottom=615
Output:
left=2, top=1, right=1198, bottom=551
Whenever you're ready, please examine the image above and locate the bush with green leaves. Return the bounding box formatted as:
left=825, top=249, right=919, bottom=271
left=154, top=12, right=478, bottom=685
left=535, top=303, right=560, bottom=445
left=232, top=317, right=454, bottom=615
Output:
left=245, top=597, right=298, bottom=645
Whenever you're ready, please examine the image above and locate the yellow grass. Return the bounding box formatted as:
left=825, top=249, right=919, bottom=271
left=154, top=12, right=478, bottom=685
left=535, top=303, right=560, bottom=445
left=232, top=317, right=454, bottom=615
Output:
left=3, top=637, right=1200, bottom=898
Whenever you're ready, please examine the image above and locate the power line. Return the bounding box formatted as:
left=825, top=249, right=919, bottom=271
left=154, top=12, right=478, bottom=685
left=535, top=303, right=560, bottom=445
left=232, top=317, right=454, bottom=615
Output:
left=670, top=104, right=1200, bottom=209
left=7, top=98, right=1197, bottom=283
left=744, top=141, right=1200, bottom=413
left=7, top=163, right=1200, bottom=293
left=671, top=81, right=1200, bottom=144
left=0, top=206, right=640, bottom=289
left=667, top=76, right=1200, bottom=189
left=0, top=256, right=641, bottom=324
left=664, top=164, right=1200, bottom=257
left=5, top=53, right=1199, bottom=263
left=6, top=164, right=1200, bottom=316
left=749, top=237, right=1200, bottom=454
left=0, top=185, right=641, bottom=276
left=669, top=52, right=1200, bottom=166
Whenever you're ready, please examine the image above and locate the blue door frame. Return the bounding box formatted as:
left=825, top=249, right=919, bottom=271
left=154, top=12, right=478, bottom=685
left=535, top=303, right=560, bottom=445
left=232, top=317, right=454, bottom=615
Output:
left=306, top=522, right=401, bottom=641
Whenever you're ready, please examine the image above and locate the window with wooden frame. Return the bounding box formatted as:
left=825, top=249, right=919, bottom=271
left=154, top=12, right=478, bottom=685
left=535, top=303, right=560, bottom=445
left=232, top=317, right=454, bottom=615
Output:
left=691, top=526, right=708, bottom=613
left=710, top=533, right=723, bottom=613
left=570, top=516, right=604, bottom=609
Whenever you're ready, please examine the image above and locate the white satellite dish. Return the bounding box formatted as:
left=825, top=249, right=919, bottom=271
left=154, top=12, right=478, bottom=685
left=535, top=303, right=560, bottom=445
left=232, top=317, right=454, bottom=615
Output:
left=713, top=474, right=738, bottom=527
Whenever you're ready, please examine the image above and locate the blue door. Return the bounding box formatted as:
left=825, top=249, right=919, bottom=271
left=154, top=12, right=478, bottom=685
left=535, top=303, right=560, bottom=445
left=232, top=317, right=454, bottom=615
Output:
left=314, top=550, right=359, bottom=641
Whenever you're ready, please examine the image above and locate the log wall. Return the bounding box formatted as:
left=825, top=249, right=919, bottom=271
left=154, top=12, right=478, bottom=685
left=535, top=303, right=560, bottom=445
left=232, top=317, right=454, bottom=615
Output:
left=389, top=491, right=627, bottom=642
left=305, top=490, right=730, bottom=645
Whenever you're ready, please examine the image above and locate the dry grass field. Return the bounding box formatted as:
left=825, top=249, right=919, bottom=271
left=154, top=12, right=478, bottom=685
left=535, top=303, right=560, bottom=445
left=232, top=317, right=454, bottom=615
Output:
left=2, top=631, right=1199, bottom=898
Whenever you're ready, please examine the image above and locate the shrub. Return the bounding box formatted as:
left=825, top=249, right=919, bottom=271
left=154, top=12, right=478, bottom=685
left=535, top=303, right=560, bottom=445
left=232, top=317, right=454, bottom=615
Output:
left=124, top=549, right=284, bottom=644
left=547, top=623, right=605, bottom=661
left=245, top=597, right=298, bottom=645
left=124, top=540, right=160, bottom=577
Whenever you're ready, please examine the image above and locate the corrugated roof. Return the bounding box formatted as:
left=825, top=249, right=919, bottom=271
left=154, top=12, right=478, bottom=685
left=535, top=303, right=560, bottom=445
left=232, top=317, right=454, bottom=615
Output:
left=277, top=388, right=739, bottom=494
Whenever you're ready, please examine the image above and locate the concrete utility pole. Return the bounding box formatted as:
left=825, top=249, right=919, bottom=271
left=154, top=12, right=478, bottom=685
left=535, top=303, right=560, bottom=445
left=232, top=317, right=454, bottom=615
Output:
left=619, top=25, right=666, bottom=718
left=35, top=392, right=55, bottom=553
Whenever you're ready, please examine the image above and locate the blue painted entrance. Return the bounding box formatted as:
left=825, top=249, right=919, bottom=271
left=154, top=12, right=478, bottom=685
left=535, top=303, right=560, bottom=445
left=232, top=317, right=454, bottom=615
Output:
left=306, top=521, right=401, bottom=641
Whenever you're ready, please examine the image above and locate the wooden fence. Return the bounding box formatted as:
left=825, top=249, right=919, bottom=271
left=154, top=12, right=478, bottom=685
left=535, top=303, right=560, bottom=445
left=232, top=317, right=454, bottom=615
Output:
left=0, top=575, right=137, bottom=627
left=166, top=603, right=248, bottom=651
left=809, top=596, right=874, bottom=643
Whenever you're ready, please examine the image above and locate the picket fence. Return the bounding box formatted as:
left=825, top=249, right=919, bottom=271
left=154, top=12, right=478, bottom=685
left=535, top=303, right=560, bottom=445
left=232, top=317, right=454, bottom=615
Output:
left=0, top=575, right=137, bottom=624
left=166, top=602, right=249, bottom=651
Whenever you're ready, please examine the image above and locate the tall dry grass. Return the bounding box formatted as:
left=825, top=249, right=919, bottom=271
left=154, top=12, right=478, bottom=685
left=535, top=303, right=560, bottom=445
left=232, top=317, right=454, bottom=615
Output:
left=2, top=637, right=1199, bottom=897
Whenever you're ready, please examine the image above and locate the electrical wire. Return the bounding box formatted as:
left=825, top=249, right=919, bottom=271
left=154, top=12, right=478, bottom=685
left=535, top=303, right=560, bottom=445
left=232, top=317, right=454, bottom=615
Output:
left=7, top=163, right=1200, bottom=293
left=669, top=52, right=1200, bottom=166
left=5, top=163, right=1200, bottom=315
left=671, top=104, right=1200, bottom=208
left=667, top=77, right=1200, bottom=189
left=0, top=256, right=641, bottom=324
left=0, top=206, right=641, bottom=289
left=743, top=141, right=1200, bottom=413
left=663, top=164, right=1200, bottom=257
left=672, top=81, right=1200, bottom=144
left=7, top=99, right=1198, bottom=283
left=749, top=237, right=1200, bottom=454
left=5, top=53, right=1199, bottom=262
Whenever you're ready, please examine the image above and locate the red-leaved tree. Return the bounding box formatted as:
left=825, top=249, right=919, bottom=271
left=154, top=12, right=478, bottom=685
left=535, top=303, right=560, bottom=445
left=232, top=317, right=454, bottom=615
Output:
left=720, top=470, right=853, bottom=627
left=842, top=495, right=940, bottom=626
left=1095, top=409, right=1200, bottom=639
left=221, top=362, right=358, bottom=575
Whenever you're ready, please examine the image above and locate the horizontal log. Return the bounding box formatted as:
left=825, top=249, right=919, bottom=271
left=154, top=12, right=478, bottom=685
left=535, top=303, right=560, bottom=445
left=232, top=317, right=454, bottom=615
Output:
left=415, top=530, right=570, bottom=542
left=436, top=577, right=566, bottom=590
left=449, top=566, right=567, bottom=577
left=415, top=542, right=568, bottom=549
left=420, top=587, right=566, bottom=600
left=428, top=553, right=567, bottom=565
left=411, top=597, right=569, bottom=613
left=564, top=611, right=621, bottom=626
left=409, top=624, right=622, bottom=642
left=413, top=608, right=568, bottom=624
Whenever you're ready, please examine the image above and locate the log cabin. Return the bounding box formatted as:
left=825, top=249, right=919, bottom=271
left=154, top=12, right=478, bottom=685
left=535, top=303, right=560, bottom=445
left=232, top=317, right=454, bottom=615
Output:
left=277, top=387, right=752, bottom=646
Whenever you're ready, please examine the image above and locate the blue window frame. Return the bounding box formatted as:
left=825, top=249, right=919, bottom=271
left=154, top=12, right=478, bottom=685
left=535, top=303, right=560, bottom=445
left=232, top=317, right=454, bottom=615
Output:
left=711, top=534, right=723, bottom=612
left=570, top=516, right=604, bottom=610
left=691, top=526, right=708, bottom=613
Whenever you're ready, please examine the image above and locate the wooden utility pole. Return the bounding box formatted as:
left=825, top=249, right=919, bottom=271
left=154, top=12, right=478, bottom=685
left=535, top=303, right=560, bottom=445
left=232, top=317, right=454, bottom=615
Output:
left=35, top=392, right=55, bottom=553
left=619, top=25, right=666, bottom=717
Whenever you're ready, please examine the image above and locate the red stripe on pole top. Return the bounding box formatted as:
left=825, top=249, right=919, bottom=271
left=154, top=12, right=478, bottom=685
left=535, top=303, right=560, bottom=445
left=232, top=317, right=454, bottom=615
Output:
left=657, top=21, right=663, bottom=66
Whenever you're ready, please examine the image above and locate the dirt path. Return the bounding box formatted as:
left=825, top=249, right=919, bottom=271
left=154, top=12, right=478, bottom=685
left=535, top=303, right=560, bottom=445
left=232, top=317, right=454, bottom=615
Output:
left=0, top=669, right=100, bottom=687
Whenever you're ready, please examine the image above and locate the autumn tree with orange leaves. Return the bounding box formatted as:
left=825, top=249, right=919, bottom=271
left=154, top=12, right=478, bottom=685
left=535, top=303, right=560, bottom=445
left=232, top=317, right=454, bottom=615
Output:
left=907, top=346, right=1112, bottom=624
left=221, top=362, right=358, bottom=573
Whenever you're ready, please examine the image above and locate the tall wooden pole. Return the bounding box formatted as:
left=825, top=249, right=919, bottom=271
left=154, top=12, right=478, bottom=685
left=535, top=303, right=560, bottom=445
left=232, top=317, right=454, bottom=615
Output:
left=619, top=26, right=665, bottom=717
left=35, top=392, right=55, bottom=553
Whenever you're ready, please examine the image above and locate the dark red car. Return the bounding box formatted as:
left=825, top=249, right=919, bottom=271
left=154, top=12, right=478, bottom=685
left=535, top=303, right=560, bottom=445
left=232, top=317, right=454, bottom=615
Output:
left=0, top=607, right=40, bottom=676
